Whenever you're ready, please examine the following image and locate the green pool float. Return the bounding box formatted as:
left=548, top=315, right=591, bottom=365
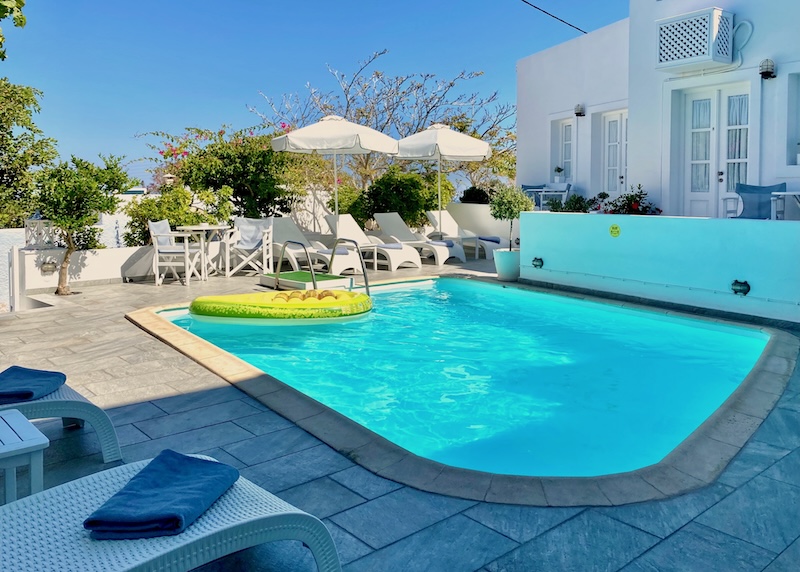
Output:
left=189, top=290, right=372, bottom=320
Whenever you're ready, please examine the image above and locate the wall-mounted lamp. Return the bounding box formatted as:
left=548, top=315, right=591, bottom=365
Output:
left=532, top=257, right=544, bottom=269
left=40, top=261, right=57, bottom=274
left=731, top=279, right=750, bottom=296
left=759, top=59, right=776, bottom=80
left=574, top=104, right=585, bottom=117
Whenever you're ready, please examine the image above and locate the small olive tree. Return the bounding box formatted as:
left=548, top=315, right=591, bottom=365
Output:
left=489, top=185, right=533, bottom=250
left=36, top=155, right=136, bottom=295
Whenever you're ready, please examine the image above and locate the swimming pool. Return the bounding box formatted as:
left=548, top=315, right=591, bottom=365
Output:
left=168, top=278, right=769, bottom=477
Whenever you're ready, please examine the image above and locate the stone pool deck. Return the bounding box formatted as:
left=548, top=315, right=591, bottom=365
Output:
left=1, top=261, right=800, bottom=571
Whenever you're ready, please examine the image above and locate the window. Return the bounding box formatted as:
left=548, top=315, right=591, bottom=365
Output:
left=560, top=121, right=573, bottom=179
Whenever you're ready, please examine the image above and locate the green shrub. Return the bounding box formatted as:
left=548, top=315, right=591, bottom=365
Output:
left=604, top=184, right=661, bottom=214
left=364, top=166, right=428, bottom=227
left=547, top=192, right=609, bottom=213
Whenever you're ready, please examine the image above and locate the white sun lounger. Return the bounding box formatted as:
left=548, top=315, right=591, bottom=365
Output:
left=273, top=217, right=363, bottom=275
left=426, top=210, right=509, bottom=261
left=0, top=385, right=122, bottom=463
left=324, top=214, right=422, bottom=272
left=0, top=456, right=342, bottom=572
left=373, top=212, right=466, bottom=266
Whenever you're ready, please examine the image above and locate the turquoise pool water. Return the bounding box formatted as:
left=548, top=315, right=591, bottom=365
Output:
left=168, top=278, right=769, bottom=477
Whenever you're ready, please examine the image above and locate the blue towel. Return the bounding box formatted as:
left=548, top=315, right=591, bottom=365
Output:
left=0, top=365, right=66, bottom=404
left=378, top=242, right=403, bottom=249
left=428, top=239, right=454, bottom=247
left=84, top=449, right=239, bottom=540
left=478, top=236, right=502, bottom=244
left=317, top=247, right=349, bottom=255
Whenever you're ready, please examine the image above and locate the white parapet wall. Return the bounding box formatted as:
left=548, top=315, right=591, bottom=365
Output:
left=519, top=212, right=800, bottom=323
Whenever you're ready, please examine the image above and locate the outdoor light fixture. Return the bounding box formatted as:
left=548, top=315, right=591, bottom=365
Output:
left=532, top=257, right=544, bottom=269
left=574, top=104, right=585, bottom=117
left=759, top=59, right=776, bottom=80
left=731, top=279, right=751, bottom=296
left=40, top=261, right=57, bottom=274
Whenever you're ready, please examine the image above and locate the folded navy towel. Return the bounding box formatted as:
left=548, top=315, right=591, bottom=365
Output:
left=378, top=242, right=403, bottom=249
left=478, top=236, right=502, bottom=243
left=84, top=449, right=239, bottom=540
left=428, top=239, right=454, bottom=247
left=317, top=247, right=350, bottom=255
left=0, top=365, right=66, bottom=404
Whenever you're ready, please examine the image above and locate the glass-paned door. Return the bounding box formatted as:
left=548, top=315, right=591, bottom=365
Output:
left=603, top=112, right=628, bottom=195
left=561, top=122, right=573, bottom=180
left=683, top=87, right=750, bottom=217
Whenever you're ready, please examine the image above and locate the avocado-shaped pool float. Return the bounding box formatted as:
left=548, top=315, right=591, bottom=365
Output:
left=189, top=290, right=372, bottom=321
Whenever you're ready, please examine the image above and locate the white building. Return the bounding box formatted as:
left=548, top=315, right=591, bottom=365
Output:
left=517, top=0, right=800, bottom=219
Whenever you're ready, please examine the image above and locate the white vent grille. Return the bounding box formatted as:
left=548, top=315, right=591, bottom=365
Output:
left=656, top=8, right=734, bottom=73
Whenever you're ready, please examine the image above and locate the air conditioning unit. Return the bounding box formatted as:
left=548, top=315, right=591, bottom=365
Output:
left=656, top=7, right=734, bottom=73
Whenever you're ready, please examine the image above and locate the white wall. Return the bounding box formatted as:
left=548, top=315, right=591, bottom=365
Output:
left=628, top=0, right=800, bottom=214
left=519, top=213, right=800, bottom=323
left=516, top=19, right=629, bottom=196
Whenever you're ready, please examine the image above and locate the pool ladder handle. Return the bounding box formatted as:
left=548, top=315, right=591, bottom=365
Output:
left=274, top=238, right=370, bottom=296
left=328, top=238, right=371, bottom=296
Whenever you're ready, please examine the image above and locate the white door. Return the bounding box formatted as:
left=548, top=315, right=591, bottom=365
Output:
left=684, top=87, right=749, bottom=217
left=602, top=112, right=628, bottom=196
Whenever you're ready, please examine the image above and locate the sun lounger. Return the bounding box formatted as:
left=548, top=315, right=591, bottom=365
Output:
left=273, top=217, right=362, bottom=275
left=324, top=214, right=422, bottom=271
left=426, top=210, right=509, bottom=260
left=373, top=212, right=466, bottom=266
left=0, top=384, right=122, bottom=463
left=0, top=455, right=342, bottom=572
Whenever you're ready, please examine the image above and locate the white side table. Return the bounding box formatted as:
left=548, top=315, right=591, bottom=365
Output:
left=0, top=409, right=49, bottom=503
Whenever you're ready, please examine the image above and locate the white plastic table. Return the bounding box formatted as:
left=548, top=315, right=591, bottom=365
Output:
left=177, top=224, right=235, bottom=278
left=0, top=408, right=49, bottom=503
left=771, top=191, right=800, bottom=220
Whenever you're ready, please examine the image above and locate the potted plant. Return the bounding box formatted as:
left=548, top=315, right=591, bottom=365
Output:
left=489, top=185, right=534, bottom=282
left=554, top=165, right=564, bottom=183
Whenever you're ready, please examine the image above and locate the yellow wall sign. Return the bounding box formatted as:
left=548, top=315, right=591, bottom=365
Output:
left=609, top=224, right=621, bottom=238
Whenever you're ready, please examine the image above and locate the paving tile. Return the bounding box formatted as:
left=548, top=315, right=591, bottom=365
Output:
left=695, top=475, right=800, bottom=553
left=717, top=440, right=792, bottom=487
left=484, top=474, right=547, bottom=505
left=752, top=408, right=800, bottom=450
left=598, top=482, right=733, bottom=539
left=134, top=399, right=262, bottom=439
left=638, top=465, right=708, bottom=497
left=763, top=535, right=800, bottom=572
left=151, top=385, right=246, bottom=414
left=620, top=522, right=776, bottom=572
left=464, top=503, right=583, bottom=543
left=485, top=511, right=659, bottom=572
left=223, top=426, right=322, bottom=465
left=232, top=409, right=295, bottom=436
left=193, top=539, right=318, bottom=572
left=344, top=515, right=517, bottom=572
left=761, top=447, right=800, bottom=487
left=106, top=401, right=166, bottom=426
left=596, top=474, right=666, bottom=505
left=199, top=447, right=248, bottom=469
left=121, top=422, right=254, bottom=462
left=329, top=465, right=403, bottom=500
left=278, top=477, right=366, bottom=519
left=541, top=477, right=612, bottom=507
left=241, top=444, right=353, bottom=493
left=322, top=521, right=373, bottom=565
left=330, top=487, right=476, bottom=549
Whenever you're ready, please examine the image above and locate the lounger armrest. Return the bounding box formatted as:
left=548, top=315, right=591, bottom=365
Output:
left=367, top=235, right=387, bottom=245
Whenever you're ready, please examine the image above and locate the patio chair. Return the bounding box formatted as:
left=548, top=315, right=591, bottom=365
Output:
left=0, top=384, right=122, bottom=463
left=521, top=183, right=571, bottom=210
left=324, top=214, right=423, bottom=271
left=272, top=217, right=362, bottom=275
left=722, top=183, right=786, bottom=219
left=373, top=212, right=466, bottom=266
left=226, top=217, right=273, bottom=277
left=426, top=210, right=509, bottom=260
left=0, top=455, right=341, bottom=572
left=148, top=220, right=203, bottom=286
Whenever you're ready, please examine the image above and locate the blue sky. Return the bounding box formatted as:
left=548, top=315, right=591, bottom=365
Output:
left=3, top=1, right=629, bottom=183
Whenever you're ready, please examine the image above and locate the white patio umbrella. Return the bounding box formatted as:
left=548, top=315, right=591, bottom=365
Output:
left=271, top=115, right=398, bottom=215
left=397, top=123, right=492, bottom=232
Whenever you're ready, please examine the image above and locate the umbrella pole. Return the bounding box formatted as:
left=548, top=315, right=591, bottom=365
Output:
left=437, top=157, right=442, bottom=234
left=333, top=153, right=339, bottom=216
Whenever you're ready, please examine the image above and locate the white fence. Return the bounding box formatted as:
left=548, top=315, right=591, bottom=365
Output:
left=519, top=213, right=800, bottom=323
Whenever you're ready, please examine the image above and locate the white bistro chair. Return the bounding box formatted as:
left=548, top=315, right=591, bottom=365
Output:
left=148, top=220, right=203, bottom=286
left=227, top=217, right=274, bottom=276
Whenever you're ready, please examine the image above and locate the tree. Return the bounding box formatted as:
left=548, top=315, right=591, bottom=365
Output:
left=489, top=185, right=533, bottom=250
left=0, top=78, right=58, bottom=227
left=0, top=0, right=25, bottom=61
left=251, top=51, right=516, bottom=192
left=36, top=156, right=135, bottom=295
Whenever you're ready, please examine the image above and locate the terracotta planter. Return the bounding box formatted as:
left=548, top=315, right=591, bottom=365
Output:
left=494, top=250, right=520, bottom=282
